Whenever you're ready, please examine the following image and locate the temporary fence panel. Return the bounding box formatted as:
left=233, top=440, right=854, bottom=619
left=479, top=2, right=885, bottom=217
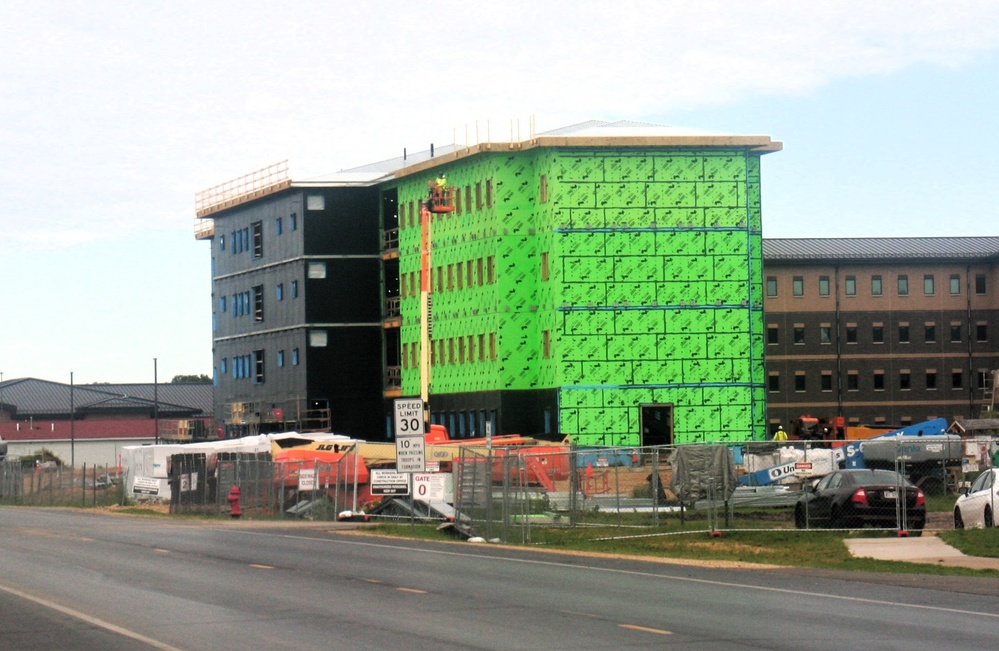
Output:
left=0, top=461, right=120, bottom=507
left=452, top=437, right=998, bottom=543
left=3, top=435, right=994, bottom=532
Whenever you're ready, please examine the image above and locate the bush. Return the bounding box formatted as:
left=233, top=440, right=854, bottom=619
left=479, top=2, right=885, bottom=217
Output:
left=19, top=448, right=63, bottom=469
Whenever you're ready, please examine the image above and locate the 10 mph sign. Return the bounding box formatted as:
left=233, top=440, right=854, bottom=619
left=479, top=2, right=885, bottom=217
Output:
left=394, top=398, right=426, bottom=473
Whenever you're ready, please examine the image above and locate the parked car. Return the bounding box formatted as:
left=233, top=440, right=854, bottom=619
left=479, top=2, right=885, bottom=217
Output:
left=954, top=468, right=997, bottom=529
left=794, top=469, right=925, bottom=534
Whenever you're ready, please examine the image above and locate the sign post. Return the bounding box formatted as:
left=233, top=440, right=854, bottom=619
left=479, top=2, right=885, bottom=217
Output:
left=394, top=398, right=427, bottom=529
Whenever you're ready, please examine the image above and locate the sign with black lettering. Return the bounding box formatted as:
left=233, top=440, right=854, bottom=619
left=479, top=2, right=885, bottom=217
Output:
left=394, top=398, right=426, bottom=473
left=396, top=434, right=426, bottom=473
left=393, top=398, right=424, bottom=436
left=371, top=469, right=410, bottom=496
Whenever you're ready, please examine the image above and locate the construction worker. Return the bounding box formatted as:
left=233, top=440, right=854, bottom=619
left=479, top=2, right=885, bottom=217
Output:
left=773, top=425, right=788, bottom=441
left=435, top=173, right=447, bottom=190
left=647, top=472, right=667, bottom=505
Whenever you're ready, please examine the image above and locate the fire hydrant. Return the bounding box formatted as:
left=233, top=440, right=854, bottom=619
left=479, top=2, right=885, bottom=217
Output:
left=227, top=485, right=242, bottom=519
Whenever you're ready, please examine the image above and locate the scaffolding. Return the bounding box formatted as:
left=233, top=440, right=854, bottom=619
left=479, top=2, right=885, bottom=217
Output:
left=222, top=398, right=332, bottom=437
left=194, top=161, right=292, bottom=239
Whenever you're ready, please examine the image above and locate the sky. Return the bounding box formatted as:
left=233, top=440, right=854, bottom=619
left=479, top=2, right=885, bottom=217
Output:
left=2, top=0, right=998, bottom=385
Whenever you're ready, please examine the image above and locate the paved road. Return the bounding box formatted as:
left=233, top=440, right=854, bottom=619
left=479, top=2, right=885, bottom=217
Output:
left=1, top=507, right=997, bottom=650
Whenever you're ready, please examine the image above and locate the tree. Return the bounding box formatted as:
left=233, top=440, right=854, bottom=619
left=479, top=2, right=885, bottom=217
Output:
left=171, top=374, right=211, bottom=384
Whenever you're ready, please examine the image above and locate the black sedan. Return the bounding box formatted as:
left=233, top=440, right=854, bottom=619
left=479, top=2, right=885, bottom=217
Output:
left=794, top=469, right=925, bottom=534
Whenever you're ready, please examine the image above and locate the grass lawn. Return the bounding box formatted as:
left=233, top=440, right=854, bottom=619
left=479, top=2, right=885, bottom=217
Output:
left=363, top=515, right=999, bottom=578
left=939, top=529, right=999, bottom=558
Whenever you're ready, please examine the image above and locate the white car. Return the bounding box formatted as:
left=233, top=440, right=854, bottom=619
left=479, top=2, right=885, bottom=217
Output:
left=954, top=468, right=998, bottom=529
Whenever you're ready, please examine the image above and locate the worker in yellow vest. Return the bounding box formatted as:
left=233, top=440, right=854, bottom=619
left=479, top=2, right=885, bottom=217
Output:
left=773, top=425, right=788, bottom=441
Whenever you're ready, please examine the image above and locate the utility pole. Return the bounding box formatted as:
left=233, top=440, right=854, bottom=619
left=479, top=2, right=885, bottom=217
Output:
left=70, top=371, right=75, bottom=468
left=419, top=201, right=432, bottom=434
left=153, top=358, right=159, bottom=444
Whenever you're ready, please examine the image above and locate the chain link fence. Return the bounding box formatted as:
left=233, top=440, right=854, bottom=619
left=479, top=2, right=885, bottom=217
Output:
left=3, top=436, right=996, bottom=537
left=450, top=436, right=998, bottom=543
left=0, top=460, right=121, bottom=507
left=163, top=452, right=365, bottom=519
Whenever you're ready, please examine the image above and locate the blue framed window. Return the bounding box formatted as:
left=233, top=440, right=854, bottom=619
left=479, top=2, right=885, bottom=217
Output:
left=219, top=234, right=225, bottom=251
left=291, top=280, right=299, bottom=298
left=276, top=283, right=284, bottom=301
left=292, top=348, right=299, bottom=366
left=277, top=350, right=285, bottom=367
left=275, top=217, right=282, bottom=235
left=220, top=296, right=226, bottom=312
left=220, top=358, right=227, bottom=374
left=290, top=213, right=297, bottom=231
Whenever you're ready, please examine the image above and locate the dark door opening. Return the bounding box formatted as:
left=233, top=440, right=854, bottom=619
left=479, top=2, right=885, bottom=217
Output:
left=640, top=404, right=674, bottom=447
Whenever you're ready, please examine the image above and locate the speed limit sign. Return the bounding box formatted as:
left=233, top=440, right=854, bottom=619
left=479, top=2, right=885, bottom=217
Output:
left=393, top=398, right=424, bottom=436
left=394, top=398, right=426, bottom=473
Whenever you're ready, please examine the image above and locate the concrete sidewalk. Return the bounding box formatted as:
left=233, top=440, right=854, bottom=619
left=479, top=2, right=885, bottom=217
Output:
left=846, top=535, right=999, bottom=570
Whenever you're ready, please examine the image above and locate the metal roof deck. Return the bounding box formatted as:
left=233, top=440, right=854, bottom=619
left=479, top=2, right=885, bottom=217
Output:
left=0, top=378, right=212, bottom=418
left=298, top=119, right=781, bottom=185
left=763, top=237, right=999, bottom=263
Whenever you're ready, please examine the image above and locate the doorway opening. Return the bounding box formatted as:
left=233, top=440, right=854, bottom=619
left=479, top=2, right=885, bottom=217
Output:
left=640, top=404, right=674, bottom=447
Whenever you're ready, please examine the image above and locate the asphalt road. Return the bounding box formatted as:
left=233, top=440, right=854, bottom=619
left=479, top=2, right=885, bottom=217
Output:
left=1, top=507, right=997, bottom=650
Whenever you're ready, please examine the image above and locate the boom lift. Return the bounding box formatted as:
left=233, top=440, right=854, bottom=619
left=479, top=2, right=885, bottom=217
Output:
left=426, top=176, right=455, bottom=214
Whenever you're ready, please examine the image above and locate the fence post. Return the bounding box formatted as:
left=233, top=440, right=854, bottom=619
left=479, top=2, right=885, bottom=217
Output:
left=568, top=445, right=578, bottom=529
left=485, top=448, right=494, bottom=540
left=614, top=458, right=622, bottom=531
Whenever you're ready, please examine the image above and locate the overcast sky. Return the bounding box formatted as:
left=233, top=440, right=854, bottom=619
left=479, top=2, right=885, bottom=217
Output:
left=2, top=1, right=998, bottom=384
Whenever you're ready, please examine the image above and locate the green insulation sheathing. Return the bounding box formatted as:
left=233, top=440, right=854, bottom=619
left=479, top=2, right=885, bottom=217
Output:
left=392, top=148, right=766, bottom=445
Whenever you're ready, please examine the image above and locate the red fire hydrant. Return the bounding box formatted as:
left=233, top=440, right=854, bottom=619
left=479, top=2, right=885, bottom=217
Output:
left=227, top=485, right=242, bottom=519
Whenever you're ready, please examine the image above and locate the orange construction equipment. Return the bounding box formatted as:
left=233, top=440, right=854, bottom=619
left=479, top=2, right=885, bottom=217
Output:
left=272, top=448, right=370, bottom=488
left=791, top=415, right=846, bottom=442
left=426, top=180, right=455, bottom=213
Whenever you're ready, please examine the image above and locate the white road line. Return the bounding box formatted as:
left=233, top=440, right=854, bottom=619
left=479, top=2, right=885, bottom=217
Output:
left=0, top=582, right=185, bottom=651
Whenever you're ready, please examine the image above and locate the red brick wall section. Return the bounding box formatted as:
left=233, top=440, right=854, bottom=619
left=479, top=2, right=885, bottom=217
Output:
left=0, top=418, right=212, bottom=442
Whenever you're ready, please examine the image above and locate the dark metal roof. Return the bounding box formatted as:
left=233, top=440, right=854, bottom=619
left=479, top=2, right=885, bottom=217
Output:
left=98, top=383, right=214, bottom=415
left=763, top=237, right=999, bottom=263
left=0, top=378, right=212, bottom=418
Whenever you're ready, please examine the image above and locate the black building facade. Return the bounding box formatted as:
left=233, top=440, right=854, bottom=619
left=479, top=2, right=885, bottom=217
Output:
left=198, top=164, right=385, bottom=438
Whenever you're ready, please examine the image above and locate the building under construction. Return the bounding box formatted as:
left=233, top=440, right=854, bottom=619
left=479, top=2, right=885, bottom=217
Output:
left=196, top=120, right=782, bottom=445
